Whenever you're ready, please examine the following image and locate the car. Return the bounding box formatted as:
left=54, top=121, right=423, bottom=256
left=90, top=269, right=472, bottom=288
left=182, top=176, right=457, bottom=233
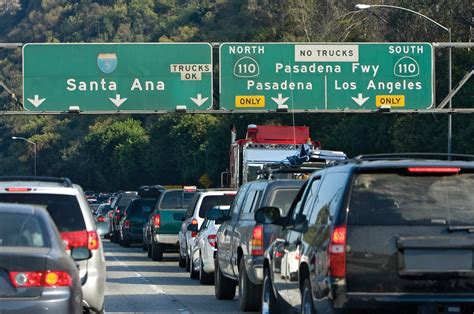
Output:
left=136, top=185, right=165, bottom=251
left=188, top=205, right=230, bottom=284
left=144, top=188, right=198, bottom=261
left=110, top=191, right=138, bottom=243
left=0, top=203, right=84, bottom=314
left=178, top=190, right=237, bottom=271
left=257, top=154, right=474, bottom=314
left=0, top=176, right=106, bottom=313
left=118, top=197, right=155, bottom=247
left=95, top=203, right=111, bottom=238
left=213, top=179, right=304, bottom=312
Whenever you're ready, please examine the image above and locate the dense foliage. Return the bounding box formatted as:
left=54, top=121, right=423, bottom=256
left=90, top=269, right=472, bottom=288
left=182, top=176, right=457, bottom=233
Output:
left=0, top=0, right=472, bottom=190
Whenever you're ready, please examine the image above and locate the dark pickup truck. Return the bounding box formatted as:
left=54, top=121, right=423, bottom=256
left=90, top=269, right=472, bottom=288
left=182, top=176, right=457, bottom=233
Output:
left=212, top=179, right=303, bottom=311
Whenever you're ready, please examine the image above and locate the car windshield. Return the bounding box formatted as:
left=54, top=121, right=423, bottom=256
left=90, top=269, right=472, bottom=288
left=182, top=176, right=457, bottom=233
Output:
left=0, top=194, right=86, bottom=232
left=198, top=195, right=236, bottom=218
left=0, top=212, right=48, bottom=247
left=348, top=172, right=474, bottom=226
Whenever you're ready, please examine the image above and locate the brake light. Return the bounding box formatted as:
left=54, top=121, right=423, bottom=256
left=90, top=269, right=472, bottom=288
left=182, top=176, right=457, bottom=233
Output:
left=115, top=209, right=120, bottom=213
left=328, top=226, right=347, bottom=278
left=207, top=234, right=217, bottom=248
left=251, top=225, right=264, bottom=256
left=407, top=167, right=460, bottom=173
left=153, top=214, right=161, bottom=228
left=60, top=230, right=99, bottom=250
left=124, top=220, right=130, bottom=229
left=9, top=271, right=72, bottom=287
left=5, top=187, right=31, bottom=192
left=97, top=216, right=105, bottom=222
left=108, top=211, right=113, bottom=218
left=224, top=192, right=237, bottom=196
left=191, top=218, right=198, bottom=237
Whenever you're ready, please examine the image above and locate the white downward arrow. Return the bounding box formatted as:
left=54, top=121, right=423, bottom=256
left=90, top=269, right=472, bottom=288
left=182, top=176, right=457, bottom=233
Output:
left=109, top=94, right=127, bottom=108
left=27, top=95, right=46, bottom=108
left=190, top=94, right=209, bottom=107
left=351, top=93, right=370, bottom=107
left=271, top=93, right=289, bottom=107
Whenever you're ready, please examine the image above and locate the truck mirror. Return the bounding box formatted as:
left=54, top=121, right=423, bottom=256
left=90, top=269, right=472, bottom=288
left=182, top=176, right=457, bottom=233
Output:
left=71, top=247, right=92, bottom=261
left=254, top=206, right=281, bottom=224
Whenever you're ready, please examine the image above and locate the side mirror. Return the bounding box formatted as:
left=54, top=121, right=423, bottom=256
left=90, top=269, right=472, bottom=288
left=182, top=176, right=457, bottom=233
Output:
left=292, top=213, right=309, bottom=233
left=71, top=247, right=92, bottom=261
left=187, top=224, right=199, bottom=232
left=173, top=213, right=185, bottom=222
left=254, top=206, right=282, bottom=225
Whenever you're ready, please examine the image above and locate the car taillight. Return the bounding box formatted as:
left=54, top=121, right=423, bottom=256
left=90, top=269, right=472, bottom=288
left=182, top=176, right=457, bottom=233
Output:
left=251, top=225, right=264, bottom=256
left=207, top=234, right=217, bottom=248
left=328, top=226, right=347, bottom=278
left=9, top=271, right=72, bottom=287
left=153, top=214, right=161, bottom=228
left=61, top=230, right=99, bottom=250
left=407, top=167, right=460, bottom=174
left=124, top=220, right=130, bottom=229
left=108, top=211, right=113, bottom=218
left=97, top=216, right=105, bottom=222
left=191, top=218, right=198, bottom=237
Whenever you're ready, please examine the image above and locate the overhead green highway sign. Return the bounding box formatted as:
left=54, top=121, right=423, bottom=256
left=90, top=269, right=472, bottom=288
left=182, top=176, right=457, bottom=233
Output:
left=23, top=43, right=213, bottom=112
left=219, top=43, right=433, bottom=111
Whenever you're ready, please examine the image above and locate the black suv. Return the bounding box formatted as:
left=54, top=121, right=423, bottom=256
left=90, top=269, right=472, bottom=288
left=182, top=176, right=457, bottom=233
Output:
left=257, top=154, right=474, bottom=314
left=211, top=179, right=304, bottom=311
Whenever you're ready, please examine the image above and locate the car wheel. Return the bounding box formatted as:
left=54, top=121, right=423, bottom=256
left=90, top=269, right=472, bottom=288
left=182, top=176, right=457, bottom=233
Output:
left=239, top=258, right=262, bottom=311
left=151, top=241, right=163, bottom=261
left=142, top=241, right=147, bottom=251
left=122, top=237, right=130, bottom=247
left=147, top=243, right=152, bottom=258
left=301, top=278, right=316, bottom=314
left=261, top=268, right=279, bottom=314
left=178, top=252, right=186, bottom=268
left=190, top=256, right=199, bottom=280
left=214, top=258, right=236, bottom=300
left=110, top=232, right=116, bottom=243
left=199, top=254, right=213, bottom=285
left=185, top=255, right=191, bottom=272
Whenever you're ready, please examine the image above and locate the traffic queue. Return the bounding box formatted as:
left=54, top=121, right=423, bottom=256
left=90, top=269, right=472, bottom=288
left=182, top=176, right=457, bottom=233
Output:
left=106, top=151, right=474, bottom=314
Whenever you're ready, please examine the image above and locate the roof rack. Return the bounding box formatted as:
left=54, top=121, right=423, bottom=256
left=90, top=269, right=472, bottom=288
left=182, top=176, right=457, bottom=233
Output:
left=0, top=176, right=73, bottom=187
left=353, top=153, right=474, bottom=162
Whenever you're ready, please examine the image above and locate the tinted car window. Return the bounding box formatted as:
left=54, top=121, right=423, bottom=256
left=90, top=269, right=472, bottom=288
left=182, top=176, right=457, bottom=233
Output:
left=128, top=200, right=155, bottom=217
left=160, top=191, right=184, bottom=209
left=0, top=194, right=86, bottom=232
left=348, top=173, right=474, bottom=226
left=269, top=188, right=301, bottom=216
left=308, top=173, right=347, bottom=225
left=97, top=204, right=111, bottom=216
left=186, top=194, right=200, bottom=218
left=0, top=213, right=48, bottom=247
left=198, top=195, right=236, bottom=218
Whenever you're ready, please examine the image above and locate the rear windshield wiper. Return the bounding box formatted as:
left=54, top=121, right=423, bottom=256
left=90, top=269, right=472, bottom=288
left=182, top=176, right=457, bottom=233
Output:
left=448, top=225, right=474, bottom=232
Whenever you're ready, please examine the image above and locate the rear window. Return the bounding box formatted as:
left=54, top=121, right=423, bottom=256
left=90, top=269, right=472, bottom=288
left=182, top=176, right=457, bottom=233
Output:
left=0, top=213, right=48, bottom=247
left=198, top=195, right=236, bottom=218
left=269, top=188, right=300, bottom=216
left=0, top=194, right=86, bottom=232
left=128, top=200, right=154, bottom=217
left=160, top=191, right=197, bottom=209
left=97, top=204, right=111, bottom=215
left=348, top=173, right=474, bottom=226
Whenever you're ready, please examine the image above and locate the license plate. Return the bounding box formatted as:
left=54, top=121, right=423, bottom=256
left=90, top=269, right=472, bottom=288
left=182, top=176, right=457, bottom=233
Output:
left=403, top=249, right=472, bottom=272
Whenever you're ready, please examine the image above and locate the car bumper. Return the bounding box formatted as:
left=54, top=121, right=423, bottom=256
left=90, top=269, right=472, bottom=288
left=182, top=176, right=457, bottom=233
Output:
left=0, top=287, right=81, bottom=314
left=154, top=234, right=179, bottom=245
left=244, top=255, right=264, bottom=285
left=123, top=231, right=143, bottom=242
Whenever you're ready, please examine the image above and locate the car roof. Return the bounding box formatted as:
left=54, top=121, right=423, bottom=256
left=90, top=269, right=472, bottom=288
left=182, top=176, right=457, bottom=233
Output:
left=251, top=179, right=306, bottom=189
left=0, top=180, right=80, bottom=195
left=0, top=202, right=41, bottom=215
left=326, top=159, right=474, bottom=172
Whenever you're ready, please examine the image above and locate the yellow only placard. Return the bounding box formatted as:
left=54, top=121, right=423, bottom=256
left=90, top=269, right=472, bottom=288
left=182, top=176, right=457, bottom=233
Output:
left=376, top=95, right=405, bottom=107
left=235, top=96, right=265, bottom=108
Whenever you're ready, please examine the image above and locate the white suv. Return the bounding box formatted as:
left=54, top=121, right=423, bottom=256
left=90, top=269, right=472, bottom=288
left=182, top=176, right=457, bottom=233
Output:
left=0, top=177, right=106, bottom=313
left=178, top=190, right=236, bottom=271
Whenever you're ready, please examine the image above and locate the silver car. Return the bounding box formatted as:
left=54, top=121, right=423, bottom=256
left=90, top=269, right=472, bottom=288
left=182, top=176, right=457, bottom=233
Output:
left=0, top=177, right=106, bottom=313
left=189, top=205, right=230, bottom=284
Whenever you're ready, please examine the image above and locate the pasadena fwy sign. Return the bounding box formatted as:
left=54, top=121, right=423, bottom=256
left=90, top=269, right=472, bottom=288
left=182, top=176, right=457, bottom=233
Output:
left=23, top=43, right=213, bottom=112
left=23, top=42, right=433, bottom=112
left=220, top=43, right=433, bottom=111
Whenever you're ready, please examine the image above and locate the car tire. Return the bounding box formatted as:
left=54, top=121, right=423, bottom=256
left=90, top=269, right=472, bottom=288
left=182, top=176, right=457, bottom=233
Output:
left=151, top=241, right=163, bottom=261
left=185, top=255, right=191, bottom=272
left=178, top=253, right=186, bottom=268
left=214, top=259, right=236, bottom=300
left=301, top=278, right=316, bottom=314
left=147, top=243, right=152, bottom=258
left=142, top=241, right=147, bottom=251
left=190, top=256, right=199, bottom=280
left=122, top=238, right=130, bottom=247
left=199, top=256, right=213, bottom=285
left=261, top=267, right=279, bottom=314
left=110, top=232, right=116, bottom=243
left=239, top=258, right=262, bottom=312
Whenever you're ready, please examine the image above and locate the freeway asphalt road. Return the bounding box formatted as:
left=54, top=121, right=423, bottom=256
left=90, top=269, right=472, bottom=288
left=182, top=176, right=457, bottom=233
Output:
left=103, top=240, right=254, bottom=313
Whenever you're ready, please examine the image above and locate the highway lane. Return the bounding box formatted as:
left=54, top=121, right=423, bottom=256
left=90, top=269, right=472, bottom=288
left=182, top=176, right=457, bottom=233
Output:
left=103, top=240, right=251, bottom=313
